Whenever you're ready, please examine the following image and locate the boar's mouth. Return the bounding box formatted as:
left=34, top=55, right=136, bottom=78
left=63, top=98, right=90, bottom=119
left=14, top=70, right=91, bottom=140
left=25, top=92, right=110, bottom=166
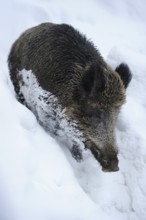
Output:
left=102, top=167, right=119, bottom=172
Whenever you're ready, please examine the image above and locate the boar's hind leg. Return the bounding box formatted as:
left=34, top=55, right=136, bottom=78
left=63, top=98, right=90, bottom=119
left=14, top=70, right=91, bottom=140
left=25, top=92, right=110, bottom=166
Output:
left=8, top=50, right=26, bottom=105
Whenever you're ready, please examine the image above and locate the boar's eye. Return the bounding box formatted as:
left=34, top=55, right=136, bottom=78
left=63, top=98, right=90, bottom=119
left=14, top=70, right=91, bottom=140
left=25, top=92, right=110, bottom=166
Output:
left=94, top=148, right=100, bottom=156
left=89, top=144, right=101, bottom=159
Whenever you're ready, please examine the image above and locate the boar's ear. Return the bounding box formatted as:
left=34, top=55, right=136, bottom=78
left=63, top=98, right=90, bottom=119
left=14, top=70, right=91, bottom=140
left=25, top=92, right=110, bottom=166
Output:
left=115, top=63, right=132, bottom=89
left=82, top=64, right=105, bottom=95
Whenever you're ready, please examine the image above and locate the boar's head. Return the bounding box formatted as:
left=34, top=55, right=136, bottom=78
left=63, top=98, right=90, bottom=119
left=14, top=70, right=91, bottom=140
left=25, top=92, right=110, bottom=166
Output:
left=71, top=62, right=132, bottom=172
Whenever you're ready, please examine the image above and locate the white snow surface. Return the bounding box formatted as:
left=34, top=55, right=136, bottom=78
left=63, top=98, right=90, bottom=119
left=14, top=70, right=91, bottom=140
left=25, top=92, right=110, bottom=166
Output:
left=0, top=0, right=146, bottom=220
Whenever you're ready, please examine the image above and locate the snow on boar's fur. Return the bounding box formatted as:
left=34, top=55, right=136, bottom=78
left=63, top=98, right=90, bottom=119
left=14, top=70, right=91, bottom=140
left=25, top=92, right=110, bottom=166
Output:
left=8, top=23, right=132, bottom=172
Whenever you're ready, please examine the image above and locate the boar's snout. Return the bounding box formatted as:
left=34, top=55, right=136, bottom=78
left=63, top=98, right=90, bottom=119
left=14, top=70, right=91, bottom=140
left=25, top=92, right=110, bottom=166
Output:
left=102, top=158, right=119, bottom=172
left=85, top=140, right=119, bottom=172
left=99, top=152, right=119, bottom=172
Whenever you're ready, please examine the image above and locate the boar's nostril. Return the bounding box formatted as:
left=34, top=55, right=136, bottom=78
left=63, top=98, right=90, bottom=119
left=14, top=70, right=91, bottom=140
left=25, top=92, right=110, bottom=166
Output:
left=113, top=166, right=119, bottom=172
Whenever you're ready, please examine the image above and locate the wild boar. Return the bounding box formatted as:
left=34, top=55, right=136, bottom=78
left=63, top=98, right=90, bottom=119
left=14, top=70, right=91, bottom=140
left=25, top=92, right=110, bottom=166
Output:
left=8, top=23, right=132, bottom=172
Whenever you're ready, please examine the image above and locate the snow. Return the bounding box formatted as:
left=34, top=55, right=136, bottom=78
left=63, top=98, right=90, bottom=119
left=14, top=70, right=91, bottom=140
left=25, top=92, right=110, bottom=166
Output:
left=17, top=69, right=84, bottom=147
left=0, top=0, right=146, bottom=220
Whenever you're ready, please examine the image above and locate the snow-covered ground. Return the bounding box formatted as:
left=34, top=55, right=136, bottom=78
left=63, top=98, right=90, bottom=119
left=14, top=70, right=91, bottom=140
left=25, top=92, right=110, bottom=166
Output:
left=0, top=0, right=146, bottom=219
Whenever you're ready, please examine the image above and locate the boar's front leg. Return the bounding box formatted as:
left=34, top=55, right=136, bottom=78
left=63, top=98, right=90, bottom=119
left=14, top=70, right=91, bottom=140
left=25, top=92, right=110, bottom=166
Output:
left=71, top=142, right=83, bottom=162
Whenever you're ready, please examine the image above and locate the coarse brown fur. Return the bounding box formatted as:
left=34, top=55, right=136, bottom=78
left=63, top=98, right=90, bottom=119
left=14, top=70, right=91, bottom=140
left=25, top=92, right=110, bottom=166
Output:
left=8, top=22, right=132, bottom=172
